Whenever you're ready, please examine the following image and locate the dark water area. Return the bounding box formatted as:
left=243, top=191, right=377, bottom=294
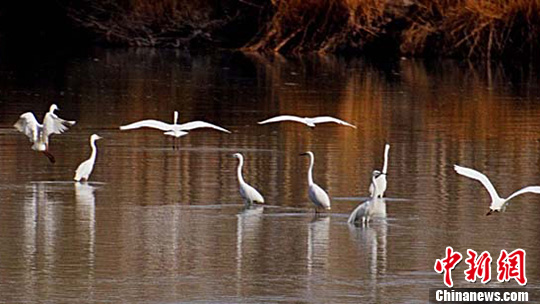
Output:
left=0, top=49, right=540, bottom=303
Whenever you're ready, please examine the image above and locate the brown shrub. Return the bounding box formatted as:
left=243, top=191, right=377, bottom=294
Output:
left=244, top=0, right=390, bottom=54
left=402, top=0, right=540, bottom=58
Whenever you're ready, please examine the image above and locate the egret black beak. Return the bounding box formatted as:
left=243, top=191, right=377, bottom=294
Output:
left=486, top=210, right=493, bottom=216
left=299, top=153, right=308, bottom=156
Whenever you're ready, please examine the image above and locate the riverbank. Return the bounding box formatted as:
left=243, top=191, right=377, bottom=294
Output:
left=2, top=1, right=539, bottom=60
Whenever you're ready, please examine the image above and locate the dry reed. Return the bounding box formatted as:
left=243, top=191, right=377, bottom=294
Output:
left=65, top=0, right=540, bottom=59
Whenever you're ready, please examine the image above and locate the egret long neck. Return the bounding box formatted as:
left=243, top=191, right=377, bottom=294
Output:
left=90, top=139, right=98, bottom=162
left=236, top=157, right=245, bottom=184
left=382, top=145, right=390, bottom=174
left=307, top=154, right=314, bottom=185
left=371, top=176, right=377, bottom=198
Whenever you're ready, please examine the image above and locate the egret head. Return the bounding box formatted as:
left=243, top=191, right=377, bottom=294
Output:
left=50, top=104, right=59, bottom=112
left=90, top=134, right=103, bottom=141
left=232, top=153, right=243, bottom=159
left=304, top=118, right=316, bottom=128
left=372, top=170, right=382, bottom=178
left=299, top=151, right=314, bottom=158
left=173, top=111, right=178, bottom=125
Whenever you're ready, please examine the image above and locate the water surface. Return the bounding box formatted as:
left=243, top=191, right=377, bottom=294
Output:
left=0, top=50, right=539, bottom=303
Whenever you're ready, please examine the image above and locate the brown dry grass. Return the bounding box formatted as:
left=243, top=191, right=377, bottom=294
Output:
left=402, top=0, right=540, bottom=58
left=244, top=0, right=389, bottom=54
left=65, top=0, right=540, bottom=59
left=247, top=0, right=540, bottom=58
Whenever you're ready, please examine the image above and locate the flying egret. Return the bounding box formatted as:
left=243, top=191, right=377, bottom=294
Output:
left=119, top=111, right=231, bottom=149
left=454, top=164, right=540, bottom=215
left=233, top=153, right=265, bottom=205
left=300, top=151, right=331, bottom=212
left=14, top=104, right=76, bottom=163
left=74, top=134, right=103, bottom=182
left=349, top=171, right=384, bottom=225
left=369, top=144, right=390, bottom=198
left=258, top=115, right=356, bottom=128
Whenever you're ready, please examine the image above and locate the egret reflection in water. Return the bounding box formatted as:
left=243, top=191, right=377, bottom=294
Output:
left=348, top=217, right=388, bottom=280
left=236, top=205, right=264, bottom=293
left=74, top=182, right=96, bottom=266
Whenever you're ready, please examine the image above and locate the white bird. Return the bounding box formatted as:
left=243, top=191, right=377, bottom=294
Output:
left=14, top=104, right=76, bottom=163
left=454, top=164, right=540, bottom=215
left=119, top=111, right=231, bottom=148
left=369, top=144, right=390, bottom=198
left=300, top=151, right=331, bottom=212
left=233, top=153, right=265, bottom=205
left=258, top=115, right=356, bottom=128
left=349, top=171, right=384, bottom=225
left=74, top=134, right=103, bottom=182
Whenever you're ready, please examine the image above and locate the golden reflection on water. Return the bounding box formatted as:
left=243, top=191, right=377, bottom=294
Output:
left=0, top=50, right=539, bottom=302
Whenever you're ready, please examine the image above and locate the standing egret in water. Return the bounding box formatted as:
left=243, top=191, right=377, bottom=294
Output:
left=300, top=151, right=331, bottom=212
left=369, top=144, right=390, bottom=198
left=233, top=153, right=265, bottom=205
left=14, top=104, right=76, bottom=163
left=74, top=134, right=103, bottom=182
left=454, top=164, right=540, bottom=215
left=258, top=115, right=356, bottom=128
left=349, top=171, right=383, bottom=225
left=119, top=111, right=231, bottom=149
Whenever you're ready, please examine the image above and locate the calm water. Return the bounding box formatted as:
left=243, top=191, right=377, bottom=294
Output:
left=1, top=50, right=540, bottom=303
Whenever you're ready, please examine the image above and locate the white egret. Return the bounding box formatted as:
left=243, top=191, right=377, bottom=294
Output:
left=369, top=144, right=390, bottom=198
left=74, top=134, right=103, bottom=182
left=233, top=153, right=265, bottom=205
left=258, top=115, right=356, bottom=128
left=300, top=151, right=331, bottom=212
left=14, top=104, right=76, bottom=163
left=119, top=111, right=231, bottom=148
left=349, top=171, right=384, bottom=225
left=454, top=164, right=540, bottom=215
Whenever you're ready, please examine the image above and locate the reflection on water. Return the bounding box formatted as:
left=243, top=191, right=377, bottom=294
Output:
left=0, top=50, right=539, bottom=302
left=74, top=182, right=96, bottom=276
left=349, top=218, right=388, bottom=302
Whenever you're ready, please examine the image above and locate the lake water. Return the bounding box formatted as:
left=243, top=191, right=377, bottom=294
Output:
left=0, top=49, right=539, bottom=303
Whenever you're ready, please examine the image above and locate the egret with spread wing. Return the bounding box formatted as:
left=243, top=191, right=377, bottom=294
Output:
left=258, top=115, right=356, bottom=128
left=74, top=134, right=103, bottom=182
left=300, top=151, right=331, bottom=212
left=369, top=144, right=390, bottom=198
left=119, top=111, right=231, bottom=149
left=233, top=153, right=265, bottom=205
left=14, top=104, right=76, bottom=163
left=454, top=164, right=540, bottom=215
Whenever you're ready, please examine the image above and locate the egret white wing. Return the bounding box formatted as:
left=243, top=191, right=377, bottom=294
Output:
left=43, top=112, right=76, bottom=137
left=506, top=186, right=540, bottom=202
left=258, top=115, right=306, bottom=125
left=14, top=113, right=40, bottom=142
left=120, top=119, right=172, bottom=131
left=454, top=165, right=501, bottom=202
left=311, top=116, right=356, bottom=128
left=243, top=184, right=265, bottom=203
left=177, top=121, right=231, bottom=133
left=309, top=184, right=331, bottom=209
left=74, top=159, right=92, bottom=181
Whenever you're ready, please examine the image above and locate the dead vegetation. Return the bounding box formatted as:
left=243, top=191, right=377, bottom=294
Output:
left=64, top=0, right=260, bottom=48
left=402, top=0, right=540, bottom=59
left=63, top=0, right=540, bottom=59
